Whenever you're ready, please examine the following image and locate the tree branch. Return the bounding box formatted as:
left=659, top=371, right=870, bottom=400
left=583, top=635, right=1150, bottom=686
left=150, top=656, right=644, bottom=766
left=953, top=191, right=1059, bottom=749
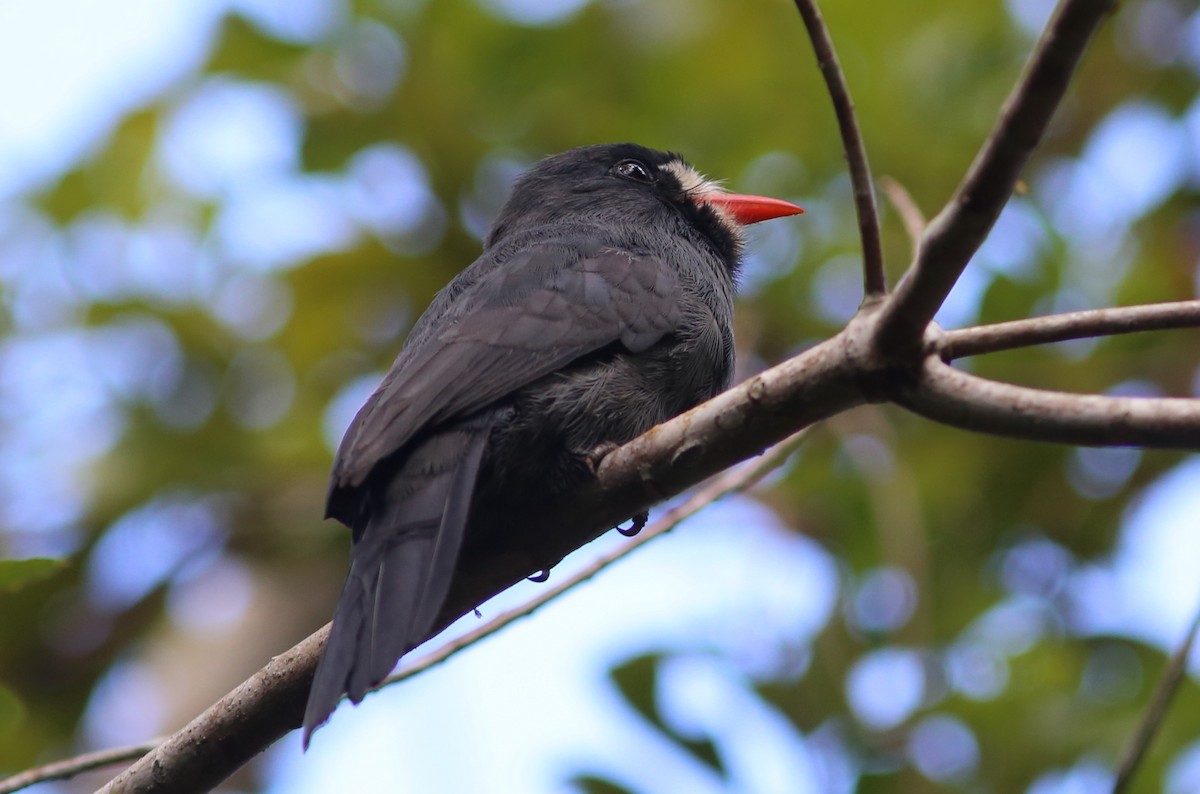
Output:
left=95, top=627, right=325, bottom=794
left=879, top=175, right=926, bottom=259
left=897, top=354, right=1200, bottom=448
left=940, top=301, right=1200, bottom=359
left=90, top=305, right=1200, bottom=793
left=792, top=0, right=885, bottom=298
left=0, top=739, right=164, bottom=794
left=874, top=0, right=1117, bottom=355
left=98, top=338, right=863, bottom=793
left=28, top=436, right=806, bottom=794
left=85, top=1, right=1182, bottom=790
left=95, top=301, right=1199, bottom=791
left=1113, top=604, right=1200, bottom=793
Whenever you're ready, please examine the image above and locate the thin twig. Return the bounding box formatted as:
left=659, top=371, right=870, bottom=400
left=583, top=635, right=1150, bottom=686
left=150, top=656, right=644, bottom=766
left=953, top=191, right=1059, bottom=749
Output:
left=875, top=0, right=1117, bottom=356
left=380, top=432, right=808, bottom=689
left=0, top=738, right=164, bottom=794
left=792, top=0, right=885, bottom=298
left=897, top=354, right=1200, bottom=448
left=940, top=301, right=1200, bottom=360
left=1112, top=605, right=1200, bottom=793
left=879, top=175, right=926, bottom=259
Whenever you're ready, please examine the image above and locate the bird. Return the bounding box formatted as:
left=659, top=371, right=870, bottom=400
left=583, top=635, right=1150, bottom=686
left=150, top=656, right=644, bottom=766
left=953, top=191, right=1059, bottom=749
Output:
left=302, top=143, right=803, bottom=745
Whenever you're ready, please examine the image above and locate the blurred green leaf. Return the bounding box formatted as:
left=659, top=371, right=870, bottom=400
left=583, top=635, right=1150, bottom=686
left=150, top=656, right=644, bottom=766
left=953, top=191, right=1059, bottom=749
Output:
left=0, top=684, right=25, bottom=737
left=0, top=558, right=64, bottom=593
left=610, top=654, right=727, bottom=778
left=568, top=775, right=639, bottom=794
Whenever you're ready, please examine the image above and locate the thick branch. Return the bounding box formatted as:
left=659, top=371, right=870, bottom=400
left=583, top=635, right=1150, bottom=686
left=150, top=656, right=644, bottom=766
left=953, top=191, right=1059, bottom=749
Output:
left=92, top=311, right=1200, bottom=792
left=99, top=337, right=864, bottom=793
left=96, top=629, right=326, bottom=794
left=792, top=0, right=885, bottom=297
left=941, top=301, right=1200, bottom=359
left=28, top=438, right=806, bottom=794
left=875, top=0, right=1117, bottom=354
left=897, top=355, right=1200, bottom=447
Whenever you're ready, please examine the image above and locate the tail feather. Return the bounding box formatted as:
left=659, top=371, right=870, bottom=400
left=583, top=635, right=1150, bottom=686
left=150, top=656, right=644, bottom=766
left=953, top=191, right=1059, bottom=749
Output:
left=303, top=421, right=489, bottom=747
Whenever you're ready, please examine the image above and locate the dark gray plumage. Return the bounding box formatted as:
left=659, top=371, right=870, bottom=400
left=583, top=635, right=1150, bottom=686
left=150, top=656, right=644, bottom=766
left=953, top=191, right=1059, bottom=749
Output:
left=303, top=143, right=802, bottom=745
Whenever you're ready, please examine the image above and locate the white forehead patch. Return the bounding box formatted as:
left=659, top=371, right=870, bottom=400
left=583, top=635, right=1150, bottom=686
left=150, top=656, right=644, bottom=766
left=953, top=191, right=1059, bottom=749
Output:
left=660, top=160, right=724, bottom=198
left=659, top=159, right=744, bottom=240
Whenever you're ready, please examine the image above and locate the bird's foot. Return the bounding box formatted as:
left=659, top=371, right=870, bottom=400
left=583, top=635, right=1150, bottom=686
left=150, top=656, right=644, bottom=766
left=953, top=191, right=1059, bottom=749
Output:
left=616, top=511, right=649, bottom=537
left=585, top=443, right=647, bottom=535
left=527, top=569, right=550, bottom=583
left=584, top=441, right=622, bottom=476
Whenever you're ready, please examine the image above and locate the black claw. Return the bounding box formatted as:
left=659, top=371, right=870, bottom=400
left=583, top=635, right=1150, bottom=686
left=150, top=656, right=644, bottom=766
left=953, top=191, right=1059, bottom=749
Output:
left=527, top=569, right=550, bottom=582
left=617, top=510, right=649, bottom=537
left=473, top=608, right=482, bottom=618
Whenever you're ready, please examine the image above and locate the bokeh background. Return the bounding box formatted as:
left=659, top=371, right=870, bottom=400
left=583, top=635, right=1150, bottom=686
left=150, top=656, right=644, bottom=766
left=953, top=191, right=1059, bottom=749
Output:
left=1, top=0, right=1199, bottom=791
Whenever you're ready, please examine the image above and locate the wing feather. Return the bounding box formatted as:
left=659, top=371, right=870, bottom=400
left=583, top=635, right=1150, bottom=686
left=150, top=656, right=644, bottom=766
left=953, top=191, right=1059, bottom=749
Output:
left=326, top=242, right=680, bottom=522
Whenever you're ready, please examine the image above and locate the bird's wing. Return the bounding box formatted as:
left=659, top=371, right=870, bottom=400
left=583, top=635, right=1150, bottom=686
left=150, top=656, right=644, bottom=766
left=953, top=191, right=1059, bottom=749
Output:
left=327, top=242, right=681, bottom=519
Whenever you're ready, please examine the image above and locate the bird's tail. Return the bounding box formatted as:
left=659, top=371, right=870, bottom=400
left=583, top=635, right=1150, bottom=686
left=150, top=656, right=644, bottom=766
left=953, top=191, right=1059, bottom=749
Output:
left=302, top=421, right=490, bottom=747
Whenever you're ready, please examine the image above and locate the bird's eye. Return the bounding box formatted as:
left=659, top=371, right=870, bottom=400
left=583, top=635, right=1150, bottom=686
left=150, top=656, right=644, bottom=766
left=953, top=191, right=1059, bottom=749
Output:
left=614, top=159, right=654, bottom=184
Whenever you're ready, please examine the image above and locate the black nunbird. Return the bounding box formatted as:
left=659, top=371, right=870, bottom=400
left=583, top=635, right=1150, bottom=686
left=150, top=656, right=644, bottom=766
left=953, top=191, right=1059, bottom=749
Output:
left=303, top=143, right=803, bottom=744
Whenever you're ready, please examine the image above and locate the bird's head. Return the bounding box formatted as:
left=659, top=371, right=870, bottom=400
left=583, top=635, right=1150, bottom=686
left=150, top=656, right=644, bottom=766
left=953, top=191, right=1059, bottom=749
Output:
left=485, top=143, right=803, bottom=270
